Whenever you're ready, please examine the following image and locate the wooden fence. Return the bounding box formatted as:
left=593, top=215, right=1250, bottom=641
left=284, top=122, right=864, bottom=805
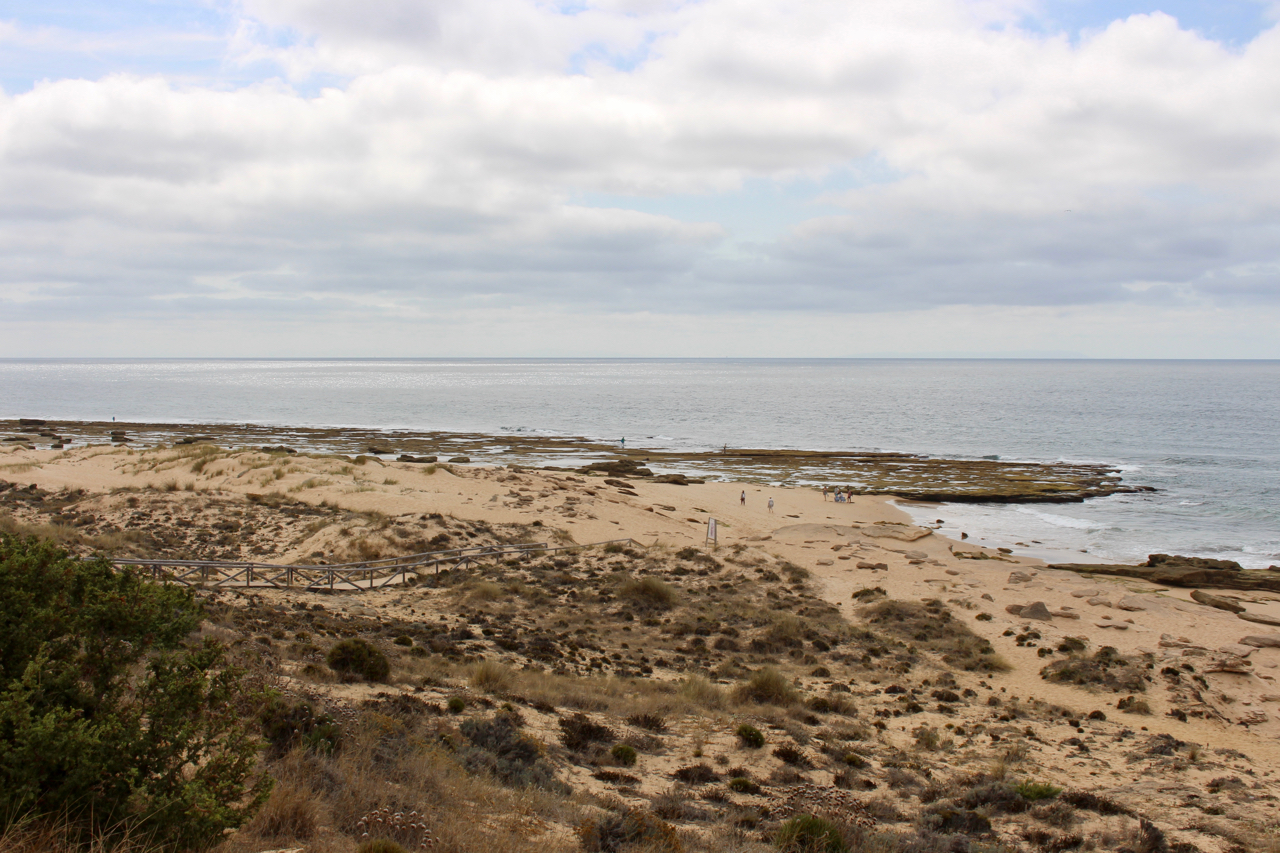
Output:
left=111, top=538, right=645, bottom=592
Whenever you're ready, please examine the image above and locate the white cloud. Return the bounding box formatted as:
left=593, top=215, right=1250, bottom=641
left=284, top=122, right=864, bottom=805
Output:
left=2, top=0, right=1280, bottom=354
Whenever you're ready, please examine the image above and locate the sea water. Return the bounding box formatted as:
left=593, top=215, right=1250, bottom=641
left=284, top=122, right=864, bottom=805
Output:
left=1, top=358, right=1278, bottom=568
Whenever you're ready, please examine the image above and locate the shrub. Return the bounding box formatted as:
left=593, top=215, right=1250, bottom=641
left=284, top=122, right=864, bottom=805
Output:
left=736, top=723, right=766, bottom=748
left=628, top=712, right=668, bottom=733
left=393, top=635, right=413, bottom=646
left=729, top=777, right=761, bottom=794
left=247, top=780, right=319, bottom=841
left=0, top=534, right=269, bottom=848
left=358, top=840, right=410, bottom=853
left=577, top=807, right=682, bottom=853
left=775, top=814, right=847, bottom=853
left=773, top=745, right=810, bottom=767
left=471, top=659, right=514, bottom=693
left=1015, top=781, right=1064, bottom=801
left=259, top=694, right=341, bottom=757
left=459, top=711, right=568, bottom=792
left=735, top=667, right=799, bottom=706
left=560, top=712, right=617, bottom=752
left=326, top=638, right=390, bottom=682
left=620, top=575, right=680, bottom=609
left=672, top=763, right=719, bottom=785
left=447, top=696, right=467, bottom=714
left=611, top=744, right=638, bottom=766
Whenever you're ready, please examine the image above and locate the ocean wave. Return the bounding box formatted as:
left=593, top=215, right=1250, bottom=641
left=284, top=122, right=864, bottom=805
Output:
left=1011, top=507, right=1099, bottom=531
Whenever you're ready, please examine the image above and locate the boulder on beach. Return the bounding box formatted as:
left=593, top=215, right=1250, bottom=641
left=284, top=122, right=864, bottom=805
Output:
left=398, top=455, right=437, bottom=463
left=1007, top=601, right=1053, bottom=621
left=581, top=459, right=654, bottom=477
left=652, top=473, right=705, bottom=485
left=1050, top=553, right=1280, bottom=592
left=1239, top=612, right=1280, bottom=627
left=448, top=456, right=471, bottom=463
left=1240, top=635, right=1280, bottom=648
left=1190, top=590, right=1245, bottom=613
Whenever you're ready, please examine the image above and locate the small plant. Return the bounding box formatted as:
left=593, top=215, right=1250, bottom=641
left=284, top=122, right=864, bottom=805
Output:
left=1015, top=781, right=1063, bottom=801
left=326, top=638, right=390, bottom=682
left=736, top=723, right=766, bottom=748
left=775, top=814, right=847, bottom=853
left=471, top=659, right=515, bottom=693
left=393, top=635, right=413, bottom=646
left=728, top=776, right=761, bottom=794
left=447, top=696, right=466, bottom=714
left=611, top=744, right=638, bottom=766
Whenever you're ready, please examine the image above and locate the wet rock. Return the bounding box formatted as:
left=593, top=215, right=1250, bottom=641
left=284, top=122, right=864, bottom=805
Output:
left=448, top=457, right=471, bottom=463
left=398, top=455, right=437, bottom=463
left=581, top=459, right=654, bottom=477
left=18, top=418, right=45, bottom=427
left=1191, top=590, right=1245, bottom=613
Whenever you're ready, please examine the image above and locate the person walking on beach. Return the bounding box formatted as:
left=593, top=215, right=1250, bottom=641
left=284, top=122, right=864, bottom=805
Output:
left=740, top=490, right=746, bottom=506
left=768, top=497, right=774, bottom=513
left=822, top=486, right=829, bottom=501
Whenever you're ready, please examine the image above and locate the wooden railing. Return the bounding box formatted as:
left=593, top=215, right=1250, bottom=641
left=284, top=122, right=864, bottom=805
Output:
left=111, top=538, right=645, bottom=592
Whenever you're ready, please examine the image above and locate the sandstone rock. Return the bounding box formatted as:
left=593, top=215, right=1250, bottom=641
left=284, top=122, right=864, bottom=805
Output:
left=945, top=569, right=961, bottom=576
left=860, top=522, right=931, bottom=541
left=904, top=550, right=928, bottom=560
left=582, top=459, right=654, bottom=477
left=856, top=561, right=888, bottom=571
left=1237, top=710, right=1269, bottom=726
left=1096, top=621, right=1129, bottom=630
left=981, top=593, right=994, bottom=602
left=1219, top=644, right=1254, bottom=657
left=652, top=473, right=704, bottom=485
left=1052, top=609, right=1081, bottom=619
left=1240, top=635, right=1280, bottom=649
left=817, top=560, right=834, bottom=566
left=1008, top=571, right=1035, bottom=584
left=1020, top=601, right=1054, bottom=621
left=1087, top=597, right=1112, bottom=607
left=17, top=418, right=45, bottom=427
left=1204, top=654, right=1252, bottom=674
left=398, top=454, right=437, bottom=463
left=1116, top=596, right=1148, bottom=612
left=1191, top=590, right=1245, bottom=613
left=1239, top=612, right=1280, bottom=627
left=1159, top=634, right=1202, bottom=649
left=448, top=456, right=471, bottom=463
left=1071, top=589, right=1100, bottom=598
left=1005, top=604, right=1024, bottom=616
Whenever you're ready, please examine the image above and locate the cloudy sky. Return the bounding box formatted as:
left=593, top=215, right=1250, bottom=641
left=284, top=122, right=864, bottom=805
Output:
left=2, top=0, right=1279, bottom=357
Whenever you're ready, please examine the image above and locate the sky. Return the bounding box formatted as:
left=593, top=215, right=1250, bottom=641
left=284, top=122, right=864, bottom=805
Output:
left=2, top=0, right=1280, bottom=358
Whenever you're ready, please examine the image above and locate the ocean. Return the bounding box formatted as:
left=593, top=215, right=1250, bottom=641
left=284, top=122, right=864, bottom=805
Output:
left=2, top=358, right=1278, bottom=568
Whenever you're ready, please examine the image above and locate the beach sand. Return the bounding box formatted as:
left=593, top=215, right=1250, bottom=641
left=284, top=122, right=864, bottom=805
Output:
left=4, top=440, right=1279, bottom=851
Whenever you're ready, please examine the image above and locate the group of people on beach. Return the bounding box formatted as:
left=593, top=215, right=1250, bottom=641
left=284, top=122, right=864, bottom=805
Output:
left=822, top=486, right=856, bottom=502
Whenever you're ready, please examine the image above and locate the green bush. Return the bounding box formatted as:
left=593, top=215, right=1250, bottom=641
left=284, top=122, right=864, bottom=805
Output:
left=736, top=723, right=766, bottom=748
left=577, top=807, right=682, bottom=853
left=1015, top=781, right=1064, bottom=801
left=0, top=534, right=269, bottom=848
left=259, top=693, right=341, bottom=757
left=447, top=695, right=467, bottom=714
left=326, top=638, right=390, bottom=682
left=775, top=814, right=847, bottom=853
left=611, top=743, right=638, bottom=766
left=728, top=776, right=761, bottom=794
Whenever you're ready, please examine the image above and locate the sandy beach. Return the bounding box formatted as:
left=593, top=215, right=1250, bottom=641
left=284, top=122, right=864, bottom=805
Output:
left=3, top=438, right=1279, bottom=852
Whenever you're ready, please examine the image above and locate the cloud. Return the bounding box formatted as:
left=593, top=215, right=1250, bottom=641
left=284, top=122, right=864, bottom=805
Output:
left=2, top=0, right=1280, bottom=354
